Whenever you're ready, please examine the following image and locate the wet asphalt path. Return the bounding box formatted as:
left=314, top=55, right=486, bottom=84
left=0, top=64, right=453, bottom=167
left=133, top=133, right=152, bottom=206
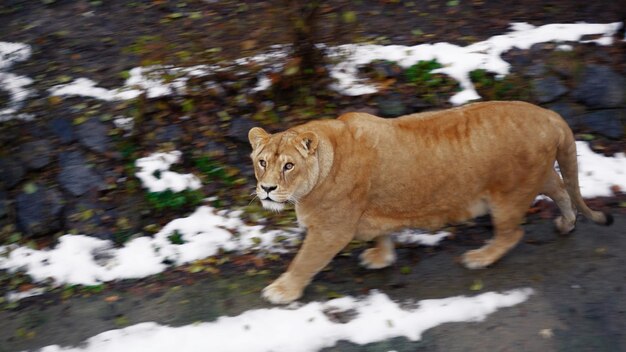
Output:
left=1, top=215, right=624, bottom=352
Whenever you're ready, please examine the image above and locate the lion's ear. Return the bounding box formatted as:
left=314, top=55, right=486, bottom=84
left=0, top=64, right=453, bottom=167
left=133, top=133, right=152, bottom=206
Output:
left=295, top=131, right=319, bottom=156
left=248, top=127, right=270, bottom=150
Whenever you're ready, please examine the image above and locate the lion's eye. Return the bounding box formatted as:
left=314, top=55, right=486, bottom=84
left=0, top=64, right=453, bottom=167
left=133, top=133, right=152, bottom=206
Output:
left=284, top=162, right=294, bottom=171
left=259, top=160, right=267, bottom=168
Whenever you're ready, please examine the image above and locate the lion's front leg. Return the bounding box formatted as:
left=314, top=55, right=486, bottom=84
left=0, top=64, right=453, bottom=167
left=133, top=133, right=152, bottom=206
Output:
left=262, top=227, right=353, bottom=304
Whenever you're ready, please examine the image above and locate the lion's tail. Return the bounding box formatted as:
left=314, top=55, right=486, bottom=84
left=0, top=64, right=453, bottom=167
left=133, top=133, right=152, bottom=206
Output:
left=556, top=124, right=614, bottom=226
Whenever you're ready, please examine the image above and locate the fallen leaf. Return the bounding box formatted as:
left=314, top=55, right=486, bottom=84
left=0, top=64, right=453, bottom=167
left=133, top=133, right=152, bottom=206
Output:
left=470, top=279, right=483, bottom=291
left=104, top=295, right=120, bottom=303
left=241, top=40, right=257, bottom=50
left=610, top=185, right=621, bottom=195
left=539, top=328, right=553, bottom=338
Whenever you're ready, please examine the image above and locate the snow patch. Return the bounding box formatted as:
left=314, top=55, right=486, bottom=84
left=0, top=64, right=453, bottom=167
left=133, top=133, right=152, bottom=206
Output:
left=0, top=42, right=34, bottom=121
left=0, top=42, right=31, bottom=70
left=556, top=44, right=573, bottom=51
left=113, top=116, right=134, bottom=134
left=39, top=288, right=533, bottom=352
left=5, top=287, right=46, bottom=303
left=0, top=206, right=300, bottom=286
left=135, top=151, right=201, bottom=193
left=576, top=141, right=626, bottom=197
left=49, top=65, right=215, bottom=101
left=394, top=230, right=450, bottom=246
left=328, top=22, right=622, bottom=104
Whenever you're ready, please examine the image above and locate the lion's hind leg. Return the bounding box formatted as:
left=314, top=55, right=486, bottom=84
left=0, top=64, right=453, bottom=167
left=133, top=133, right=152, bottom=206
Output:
left=541, top=168, right=576, bottom=234
left=462, top=194, right=530, bottom=269
left=360, top=235, right=396, bottom=269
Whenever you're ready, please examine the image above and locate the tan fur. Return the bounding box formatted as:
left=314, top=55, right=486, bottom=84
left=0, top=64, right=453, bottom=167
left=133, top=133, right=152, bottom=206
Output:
left=248, top=101, right=611, bottom=304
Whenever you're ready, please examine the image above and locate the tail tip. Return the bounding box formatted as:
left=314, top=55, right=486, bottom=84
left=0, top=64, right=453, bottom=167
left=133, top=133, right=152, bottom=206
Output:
left=603, top=212, right=614, bottom=226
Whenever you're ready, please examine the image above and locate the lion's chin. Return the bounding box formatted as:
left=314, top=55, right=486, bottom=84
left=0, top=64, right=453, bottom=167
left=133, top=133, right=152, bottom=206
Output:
left=261, top=199, right=286, bottom=212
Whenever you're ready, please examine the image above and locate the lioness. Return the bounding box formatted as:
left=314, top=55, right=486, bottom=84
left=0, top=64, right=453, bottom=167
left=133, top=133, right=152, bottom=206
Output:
left=248, top=101, right=613, bottom=304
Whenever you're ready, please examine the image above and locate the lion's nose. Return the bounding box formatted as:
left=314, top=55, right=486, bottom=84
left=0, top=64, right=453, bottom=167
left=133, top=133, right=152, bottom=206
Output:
left=261, top=185, right=277, bottom=193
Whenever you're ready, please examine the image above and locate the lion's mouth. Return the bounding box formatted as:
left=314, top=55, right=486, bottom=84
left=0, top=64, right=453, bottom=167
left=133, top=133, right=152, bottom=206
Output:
left=262, top=196, right=285, bottom=204
left=260, top=198, right=287, bottom=212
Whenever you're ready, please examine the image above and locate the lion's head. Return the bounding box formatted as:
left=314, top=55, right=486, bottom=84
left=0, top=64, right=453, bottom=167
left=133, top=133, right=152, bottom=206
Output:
left=248, top=127, right=320, bottom=211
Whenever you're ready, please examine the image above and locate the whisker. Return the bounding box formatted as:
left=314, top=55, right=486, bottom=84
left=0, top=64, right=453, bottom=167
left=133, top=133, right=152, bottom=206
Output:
left=248, top=194, right=259, bottom=206
left=288, top=194, right=301, bottom=206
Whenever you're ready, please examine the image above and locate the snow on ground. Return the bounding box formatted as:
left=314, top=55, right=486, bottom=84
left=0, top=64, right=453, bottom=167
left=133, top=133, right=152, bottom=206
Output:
left=1, top=22, right=623, bottom=121
left=0, top=206, right=299, bottom=286
left=47, top=22, right=622, bottom=105
left=394, top=230, right=450, bottom=246
left=40, top=288, right=533, bottom=352
left=0, top=42, right=34, bottom=121
left=1, top=142, right=625, bottom=289
left=0, top=205, right=448, bottom=288
left=48, top=65, right=215, bottom=101
left=0, top=206, right=448, bottom=285
left=135, top=151, right=202, bottom=192
left=1, top=22, right=621, bottom=121
left=5, top=287, right=46, bottom=303
left=327, top=22, right=621, bottom=103
left=576, top=141, right=626, bottom=197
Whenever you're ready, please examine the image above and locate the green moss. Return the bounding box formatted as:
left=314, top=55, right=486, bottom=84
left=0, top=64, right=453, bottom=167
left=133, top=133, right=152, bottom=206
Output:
left=194, top=155, right=237, bottom=186
left=469, top=69, right=531, bottom=101
left=113, top=230, right=134, bottom=245
left=167, top=230, right=185, bottom=245
left=404, top=60, right=443, bottom=84
left=145, top=190, right=204, bottom=210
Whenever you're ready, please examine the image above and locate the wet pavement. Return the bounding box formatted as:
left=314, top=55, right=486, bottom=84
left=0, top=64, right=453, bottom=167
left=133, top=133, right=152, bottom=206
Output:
left=1, top=214, right=624, bottom=352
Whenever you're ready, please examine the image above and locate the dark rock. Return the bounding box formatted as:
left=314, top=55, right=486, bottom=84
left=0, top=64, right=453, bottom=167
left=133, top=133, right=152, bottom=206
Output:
left=502, top=49, right=532, bottom=68
left=524, top=63, right=547, bottom=78
left=49, top=117, right=76, bottom=144
left=203, top=140, right=228, bottom=158
left=0, top=89, right=10, bottom=110
left=0, top=157, right=25, bottom=188
left=371, top=61, right=401, bottom=79
left=57, top=151, right=105, bottom=196
left=19, top=139, right=52, bottom=170
left=532, top=76, right=568, bottom=103
left=529, top=43, right=555, bottom=53
left=336, top=105, right=378, bottom=117
left=550, top=60, right=576, bottom=78
left=338, top=106, right=377, bottom=116
left=0, top=190, right=7, bottom=218
left=376, top=93, right=407, bottom=117
left=573, top=65, right=626, bottom=108
left=580, top=109, right=625, bottom=139
left=155, top=124, right=183, bottom=143
left=408, top=98, right=434, bottom=112
left=228, top=116, right=257, bottom=143
left=546, top=102, right=586, bottom=129
left=28, top=120, right=49, bottom=139
left=16, top=185, right=63, bottom=237
left=64, top=199, right=115, bottom=240
left=76, top=118, right=110, bottom=153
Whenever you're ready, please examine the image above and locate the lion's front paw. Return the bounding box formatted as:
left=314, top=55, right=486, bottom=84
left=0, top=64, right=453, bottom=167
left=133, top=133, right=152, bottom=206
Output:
left=261, top=273, right=304, bottom=304
left=359, top=247, right=396, bottom=269
left=461, top=248, right=494, bottom=269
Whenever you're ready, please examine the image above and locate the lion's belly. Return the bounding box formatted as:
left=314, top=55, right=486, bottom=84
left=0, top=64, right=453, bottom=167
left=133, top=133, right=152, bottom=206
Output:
left=354, top=198, right=489, bottom=241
